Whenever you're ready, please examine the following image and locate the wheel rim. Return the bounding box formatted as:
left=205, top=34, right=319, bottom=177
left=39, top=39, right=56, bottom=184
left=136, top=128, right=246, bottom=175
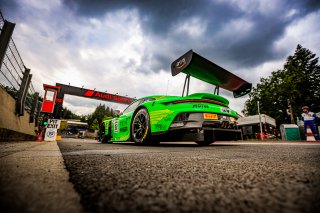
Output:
left=133, top=113, right=147, bottom=140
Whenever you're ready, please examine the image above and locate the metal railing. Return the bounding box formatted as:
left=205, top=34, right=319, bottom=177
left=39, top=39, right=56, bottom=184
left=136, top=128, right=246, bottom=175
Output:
left=0, top=11, right=40, bottom=123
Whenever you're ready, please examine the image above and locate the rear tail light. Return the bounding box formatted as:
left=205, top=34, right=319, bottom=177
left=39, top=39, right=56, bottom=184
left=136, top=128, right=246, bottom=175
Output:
left=165, top=99, right=228, bottom=107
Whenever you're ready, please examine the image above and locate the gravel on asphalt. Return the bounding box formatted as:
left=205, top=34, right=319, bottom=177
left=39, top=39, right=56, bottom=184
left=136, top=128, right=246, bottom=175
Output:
left=58, top=140, right=320, bottom=213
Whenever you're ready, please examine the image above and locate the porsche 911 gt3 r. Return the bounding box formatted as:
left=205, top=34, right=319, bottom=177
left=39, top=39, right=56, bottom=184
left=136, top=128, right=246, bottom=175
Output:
left=99, top=50, right=252, bottom=145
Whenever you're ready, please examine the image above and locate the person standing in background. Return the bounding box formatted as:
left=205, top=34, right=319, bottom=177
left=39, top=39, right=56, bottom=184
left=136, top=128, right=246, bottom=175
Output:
left=301, top=106, right=319, bottom=141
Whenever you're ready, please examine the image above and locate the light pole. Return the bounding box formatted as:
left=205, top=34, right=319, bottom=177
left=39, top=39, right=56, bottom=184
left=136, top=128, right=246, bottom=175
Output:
left=258, top=101, right=263, bottom=140
left=287, top=99, right=295, bottom=124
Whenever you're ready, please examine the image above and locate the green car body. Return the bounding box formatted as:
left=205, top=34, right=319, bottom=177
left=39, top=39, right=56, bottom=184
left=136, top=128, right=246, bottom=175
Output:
left=100, top=50, right=252, bottom=145
left=100, top=93, right=241, bottom=145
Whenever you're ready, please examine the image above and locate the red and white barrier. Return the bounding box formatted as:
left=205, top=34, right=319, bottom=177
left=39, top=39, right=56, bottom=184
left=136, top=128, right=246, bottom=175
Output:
left=306, top=125, right=316, bottom=142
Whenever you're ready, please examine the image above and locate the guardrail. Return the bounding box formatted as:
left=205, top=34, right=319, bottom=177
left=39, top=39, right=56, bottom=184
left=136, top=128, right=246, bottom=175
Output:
left=0, top=11, right=41, bottom=124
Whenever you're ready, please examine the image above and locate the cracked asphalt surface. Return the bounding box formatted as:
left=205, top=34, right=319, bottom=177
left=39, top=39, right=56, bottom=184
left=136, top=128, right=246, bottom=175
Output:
left=58, top=139, right=320, bottom=213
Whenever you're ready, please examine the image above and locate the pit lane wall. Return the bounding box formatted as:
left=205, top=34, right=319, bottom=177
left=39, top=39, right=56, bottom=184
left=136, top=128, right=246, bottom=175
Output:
left=0, top=87, right=37, bottom=141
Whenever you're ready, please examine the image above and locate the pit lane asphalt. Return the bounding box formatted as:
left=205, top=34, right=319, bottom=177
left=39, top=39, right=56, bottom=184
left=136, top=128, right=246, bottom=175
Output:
left=58, top=139, right=320, bottom=213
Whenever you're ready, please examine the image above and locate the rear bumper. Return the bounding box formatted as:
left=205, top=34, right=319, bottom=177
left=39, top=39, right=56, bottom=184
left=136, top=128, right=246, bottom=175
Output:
left=154, top=112, right=242, bottom=142
left=154, top=128, right=242, bottom=142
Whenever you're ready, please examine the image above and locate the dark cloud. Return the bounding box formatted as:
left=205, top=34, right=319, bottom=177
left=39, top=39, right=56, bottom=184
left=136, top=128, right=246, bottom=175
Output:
left=62, top=0, right=320, bottom=74
left=0, top=0, right=19, bottom=18
left=136, top=51, right=174, bottom=74
left=1, top=0, right=317, bottom=114
left=63, top=0, right=210, bottom=33
left=181, top=0, right=320, bottom=69
left=291, top=0, right=320, bottom=13
left=2, top=0, right=320, bottom=77
left=209, top=16, right=289, bottom=67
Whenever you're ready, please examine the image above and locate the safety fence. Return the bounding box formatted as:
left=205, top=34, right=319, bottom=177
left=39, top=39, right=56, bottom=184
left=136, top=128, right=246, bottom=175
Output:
left=0, top=11, right=41, bottom=124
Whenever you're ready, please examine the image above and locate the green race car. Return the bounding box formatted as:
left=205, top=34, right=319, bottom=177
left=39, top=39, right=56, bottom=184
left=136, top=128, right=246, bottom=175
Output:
left=99, top=50, right=252, bottom=145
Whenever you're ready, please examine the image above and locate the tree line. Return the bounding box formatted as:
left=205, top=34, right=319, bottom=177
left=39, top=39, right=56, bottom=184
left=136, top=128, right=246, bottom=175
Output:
left=243, top=44, right=320, bottom=126
left=62, top=104, right=116, bottom=130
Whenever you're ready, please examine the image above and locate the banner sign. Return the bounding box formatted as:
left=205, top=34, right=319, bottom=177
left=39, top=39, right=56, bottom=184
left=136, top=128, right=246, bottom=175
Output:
left=44, top=128, right=57, bottom=141
left=46, top=119, right=61, bottom=129
left=44, top=119, right=61, bottom=141
left=53, top=83, right=136, bottom=118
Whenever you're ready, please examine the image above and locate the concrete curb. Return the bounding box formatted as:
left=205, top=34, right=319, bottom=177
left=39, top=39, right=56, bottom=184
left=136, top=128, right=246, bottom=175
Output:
left=0, top=141, right=83, bottom=213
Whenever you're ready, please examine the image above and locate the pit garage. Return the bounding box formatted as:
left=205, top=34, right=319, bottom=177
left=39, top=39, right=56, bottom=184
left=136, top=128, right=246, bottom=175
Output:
left=237, top=114, right=276, bottom=140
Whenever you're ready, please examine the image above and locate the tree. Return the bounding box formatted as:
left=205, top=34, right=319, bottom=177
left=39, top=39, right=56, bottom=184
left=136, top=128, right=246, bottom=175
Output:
left=243, top=44, right=320, bottom=126
left=93, top=104, right=107, bottom=126
left=81, top=114, right=96, bottom=130
left=91, top=104, right=116, bottom=130
left=63, top=104, right=116, bottom=130
left=282, top=45, right=320, bottom=115
left=62, top=107, right=81, bottom=120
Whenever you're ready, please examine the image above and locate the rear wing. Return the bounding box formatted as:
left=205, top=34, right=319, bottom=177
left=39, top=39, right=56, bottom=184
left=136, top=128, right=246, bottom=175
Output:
left=171, top=50, right=252, bottom=98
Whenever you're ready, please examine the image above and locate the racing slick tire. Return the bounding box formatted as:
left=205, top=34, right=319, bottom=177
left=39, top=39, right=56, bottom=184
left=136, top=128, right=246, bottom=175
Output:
left=102, top=134, right=113, bottom=144
left=101, top=135, right=110, bottom=144
left=131, top=108, right=155, bottom=145
left=100, top=123, right=112, bottom=144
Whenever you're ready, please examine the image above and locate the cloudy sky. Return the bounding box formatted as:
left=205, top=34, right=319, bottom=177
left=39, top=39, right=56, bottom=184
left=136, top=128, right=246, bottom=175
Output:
left=1, top=0, right=319, bottom=115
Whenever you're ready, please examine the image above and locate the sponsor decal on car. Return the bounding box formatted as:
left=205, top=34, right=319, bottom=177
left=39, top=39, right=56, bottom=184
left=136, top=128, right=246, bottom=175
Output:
left=193, top=104, right=209, bottom=108
left=203, top=113, right=218, bottom=120
left=155, top=124, right=166, bottom=131
left=113, top=120, right=119, bottom=133
left=175, top=57, right=186, bottom=70
left=150, top=109, right=174, bottom=123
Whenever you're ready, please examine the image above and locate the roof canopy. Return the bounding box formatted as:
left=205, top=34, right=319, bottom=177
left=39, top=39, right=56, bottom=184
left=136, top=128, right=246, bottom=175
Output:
left=171, top=50, right=252, bottom=98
